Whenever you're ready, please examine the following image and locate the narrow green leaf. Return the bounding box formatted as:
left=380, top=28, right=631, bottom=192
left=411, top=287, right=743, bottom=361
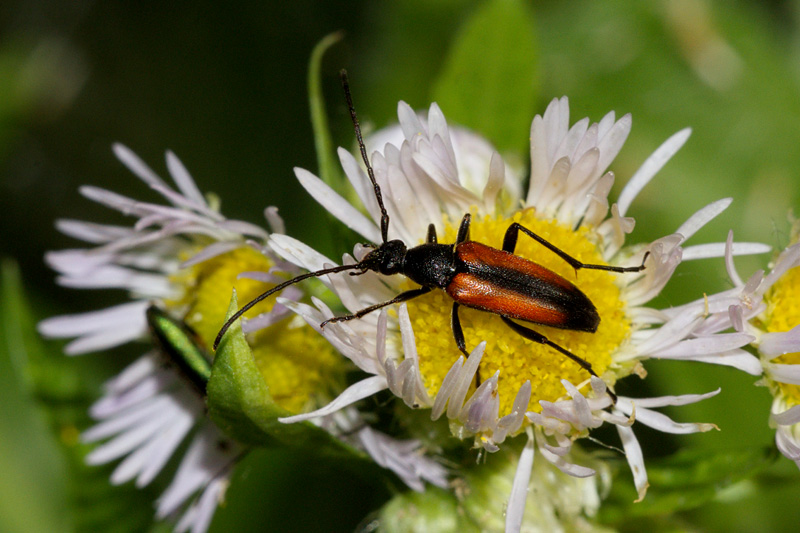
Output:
left=309, top=31, right=345, bottom=192
left=431, top=0, right=538, bottom=156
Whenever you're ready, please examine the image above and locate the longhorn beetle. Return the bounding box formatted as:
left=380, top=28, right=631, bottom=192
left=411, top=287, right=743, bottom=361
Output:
left=214, top=70, right=648, bottom=401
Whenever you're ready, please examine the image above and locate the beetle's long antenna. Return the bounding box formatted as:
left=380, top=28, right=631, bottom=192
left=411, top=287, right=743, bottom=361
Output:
left=340, top=69, right=389, bottom=243
left=213, top=262, right=362, bottom=350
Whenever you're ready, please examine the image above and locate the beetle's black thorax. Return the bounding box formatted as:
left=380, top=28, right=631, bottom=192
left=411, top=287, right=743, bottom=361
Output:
left=402, top=243, right=457, bottom=289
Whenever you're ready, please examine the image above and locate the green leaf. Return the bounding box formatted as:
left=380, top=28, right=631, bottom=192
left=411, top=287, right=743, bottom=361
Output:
left=308, top=31, right=345, bottom=192
left=598, top=447, right=778, bottom=524
left=207, top=292, right=366, bottom=460
left=431, top=0, right=538, bottom=156
left=0, top=259, right=157, bottom=533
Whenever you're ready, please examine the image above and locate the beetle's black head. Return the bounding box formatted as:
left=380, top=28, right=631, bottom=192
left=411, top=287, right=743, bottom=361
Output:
left=360, top=239, right=407, bottom=275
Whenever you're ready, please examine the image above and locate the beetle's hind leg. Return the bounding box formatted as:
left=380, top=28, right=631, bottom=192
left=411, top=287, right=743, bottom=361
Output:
left=451, top=302, right=482, bottom=387
left=500, top=316, right=617, bottom=403
left=502, top=222, right=649, bottom=274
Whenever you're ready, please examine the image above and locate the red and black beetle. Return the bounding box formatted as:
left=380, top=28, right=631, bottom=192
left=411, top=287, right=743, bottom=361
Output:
left=215, top=71, right=648, bottom=399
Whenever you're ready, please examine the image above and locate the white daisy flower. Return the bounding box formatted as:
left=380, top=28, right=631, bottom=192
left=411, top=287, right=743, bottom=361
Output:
left=264, top=93, right=768, bottom=528
left=687, top=227, right=800, bottom=469
left=84, top=353, right=242, bottom=533
left=39, top=145, right=447, bottom=531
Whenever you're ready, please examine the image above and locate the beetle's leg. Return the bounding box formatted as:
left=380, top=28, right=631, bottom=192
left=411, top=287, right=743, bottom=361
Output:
left=450, top=302, right=469, bottom=356
left=500, top=316, right=617, bottom=403
left=427, top=223, right=438, bottom=244
left=451, top=302, right=482, bottom=387
left=456, top=213, right=471, bottom=244
left=503, top=222, right=649, bottom=274
left=320, top=286, right=432, bottom=328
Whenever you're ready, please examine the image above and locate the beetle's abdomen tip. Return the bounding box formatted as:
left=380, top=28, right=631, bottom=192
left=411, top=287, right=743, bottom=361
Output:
left=566, top=303, right=600, bottom=333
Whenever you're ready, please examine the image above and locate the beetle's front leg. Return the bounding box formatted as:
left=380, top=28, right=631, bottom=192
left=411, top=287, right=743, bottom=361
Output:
left=320, top=286, right=432, bottom=328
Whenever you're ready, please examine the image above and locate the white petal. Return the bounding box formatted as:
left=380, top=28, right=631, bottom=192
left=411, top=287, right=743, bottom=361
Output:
left=505, top=429, right=534, bottom=533
left=674, top=198, right=732, bottom=242
left=182, top=241, right=244, bottom=267
left=294, top=167, right=381, bottom=243
left=772, top=404, right=800, bottom=426
left=681, top=242, right=771, bottom=261
left=165, top=150, right=208, bottom=209
left=616, top=423, right=648, bottom=501
left=617, top=128, right=691, bottom=217
left=278, top=375, right=388, bottom=423
left=760, top=326, right=800, bottom=357
left=113, top=143, right=168, bottom=189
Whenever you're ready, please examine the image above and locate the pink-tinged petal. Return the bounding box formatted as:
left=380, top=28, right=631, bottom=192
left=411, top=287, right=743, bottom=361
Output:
left=181, top=241, right=243, bottom=268
left=278, top=375, right=388, bottom=423
left=763, top=243, right=800, bottom=288
left=268, top=234, right=336, bottom=280
left=446, top=342, right=485, bottom=420
left=537, top=446, right=595, bottom=477
left=113, top=143, right=168, bottom=190
left=651, top=333, right=753, bottom=358
left=760, top=326, right=800, bottom=357
left=431, top=355, right=465, bottom=421
left=56, top=219, right=134, bottom=244
left=723, top=230, right=745, bottom=288
left=217, top=220, right=269, bottom=240
left=561, top=380, right=593, bottom=428
left=681, top=350, right=762, bottom=375
left=164, top=150, right=209, bottom=210
left=505, top=429, right=534, bottom=533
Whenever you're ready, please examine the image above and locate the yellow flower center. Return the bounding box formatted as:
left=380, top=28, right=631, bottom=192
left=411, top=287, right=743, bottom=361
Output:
left=169, top=245, right=344, bottom=413
left=406, top=210, right=630, bottom=416
left=763, top=264, right=800, bottom=405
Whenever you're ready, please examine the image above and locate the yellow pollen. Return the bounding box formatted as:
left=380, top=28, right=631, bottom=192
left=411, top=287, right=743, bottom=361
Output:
left=763, top=265, right=800, bottom=405
left=250, top=322, right=344, bottom=414
left=406, top=210, right=631, bottom=416
left=168, top=246, right=344, bottom=414
left=170, top=246, right=280, bottom=348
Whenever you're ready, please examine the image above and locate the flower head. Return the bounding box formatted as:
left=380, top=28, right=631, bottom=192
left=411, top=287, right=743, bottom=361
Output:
left=694, top=224, right=800, bottom=468
left=268, top=96, right=768, bottom=523
left=39, top=145, right=446, bottom=531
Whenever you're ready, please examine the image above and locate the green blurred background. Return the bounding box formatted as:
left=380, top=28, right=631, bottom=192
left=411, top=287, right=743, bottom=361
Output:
left=2, top=0, right=800, bottom=531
